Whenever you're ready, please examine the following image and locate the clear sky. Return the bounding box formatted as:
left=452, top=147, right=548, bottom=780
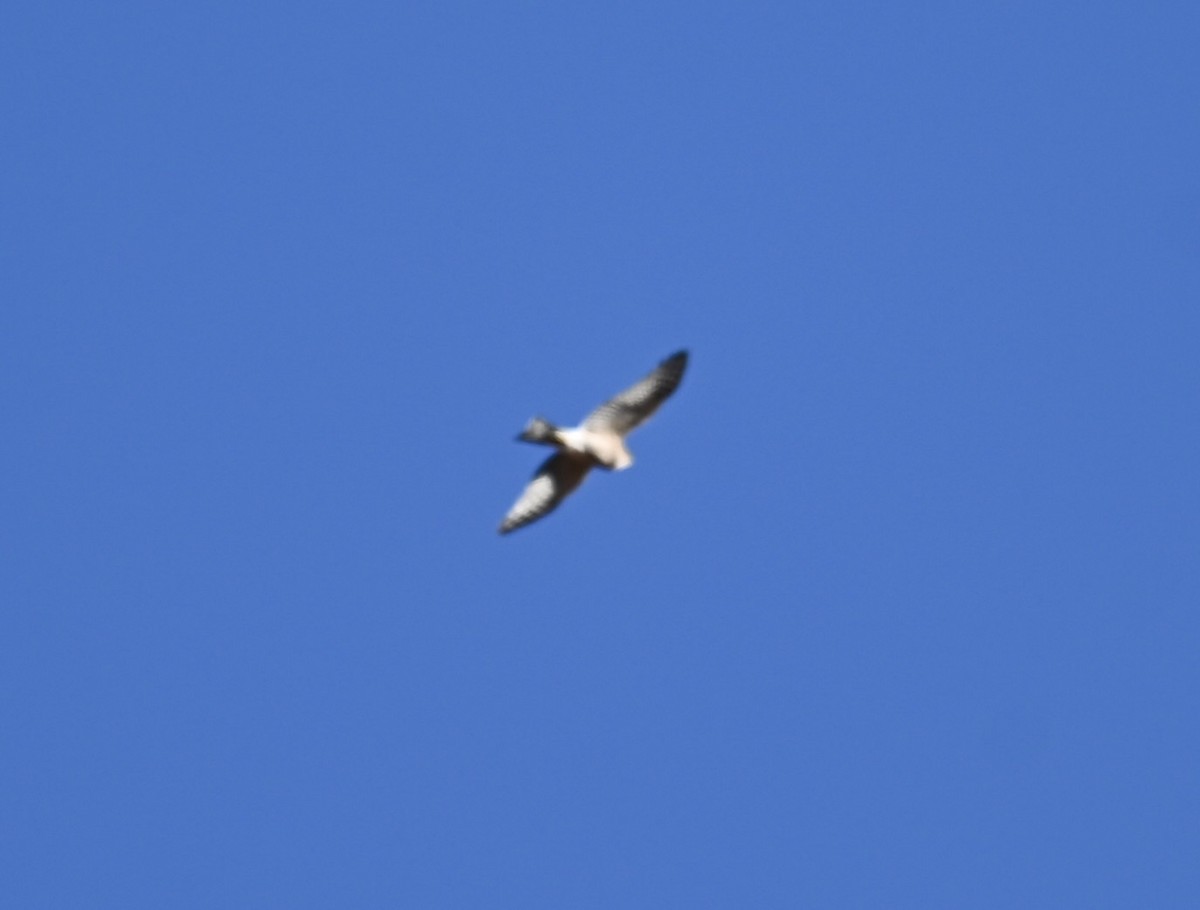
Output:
left=3, top=2, right=1199, bottom=907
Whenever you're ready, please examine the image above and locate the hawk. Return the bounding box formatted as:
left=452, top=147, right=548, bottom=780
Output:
left=499, top=350, right=689, bottom=534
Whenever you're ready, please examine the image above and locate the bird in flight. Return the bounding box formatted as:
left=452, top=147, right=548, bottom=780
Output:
left=499, top=350, right=689, bottom=535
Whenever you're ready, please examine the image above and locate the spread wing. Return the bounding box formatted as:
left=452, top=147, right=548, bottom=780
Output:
left=498, top=452, right=591, bottom=535
left=583, top=350, right=688, bottom=436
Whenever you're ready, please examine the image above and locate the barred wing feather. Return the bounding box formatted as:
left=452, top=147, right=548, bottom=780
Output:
left=583, top=350, right=688, bottom=436
left=498, top=452, right=591, bottom=535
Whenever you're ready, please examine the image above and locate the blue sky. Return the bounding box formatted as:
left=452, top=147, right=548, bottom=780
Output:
left=3, top=1, right=1199, bottom=906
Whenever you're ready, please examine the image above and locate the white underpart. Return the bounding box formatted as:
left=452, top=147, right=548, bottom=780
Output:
left=557, top=426, right=634, bottom=470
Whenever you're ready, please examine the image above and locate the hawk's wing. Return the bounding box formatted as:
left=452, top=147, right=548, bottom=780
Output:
left=583, top=350, right=688, bottom=436
left=498, top=452, right=591, bottom=535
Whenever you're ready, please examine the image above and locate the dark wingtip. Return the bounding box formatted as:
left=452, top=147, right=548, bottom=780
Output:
left=663, top=350, right=689, bottom=377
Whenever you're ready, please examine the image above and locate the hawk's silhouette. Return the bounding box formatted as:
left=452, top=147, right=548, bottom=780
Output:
left=499, top=350, right=688, bottom=534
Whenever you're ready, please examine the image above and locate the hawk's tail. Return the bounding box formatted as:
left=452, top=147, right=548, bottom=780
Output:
left=517, top=416, right=560, bottom=445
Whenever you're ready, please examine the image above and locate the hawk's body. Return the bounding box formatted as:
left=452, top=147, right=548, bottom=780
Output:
left=499, top=350, right=688, bottom=534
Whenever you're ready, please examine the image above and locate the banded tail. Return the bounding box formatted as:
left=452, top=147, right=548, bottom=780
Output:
left=517, top=416, right=560, bottom=445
